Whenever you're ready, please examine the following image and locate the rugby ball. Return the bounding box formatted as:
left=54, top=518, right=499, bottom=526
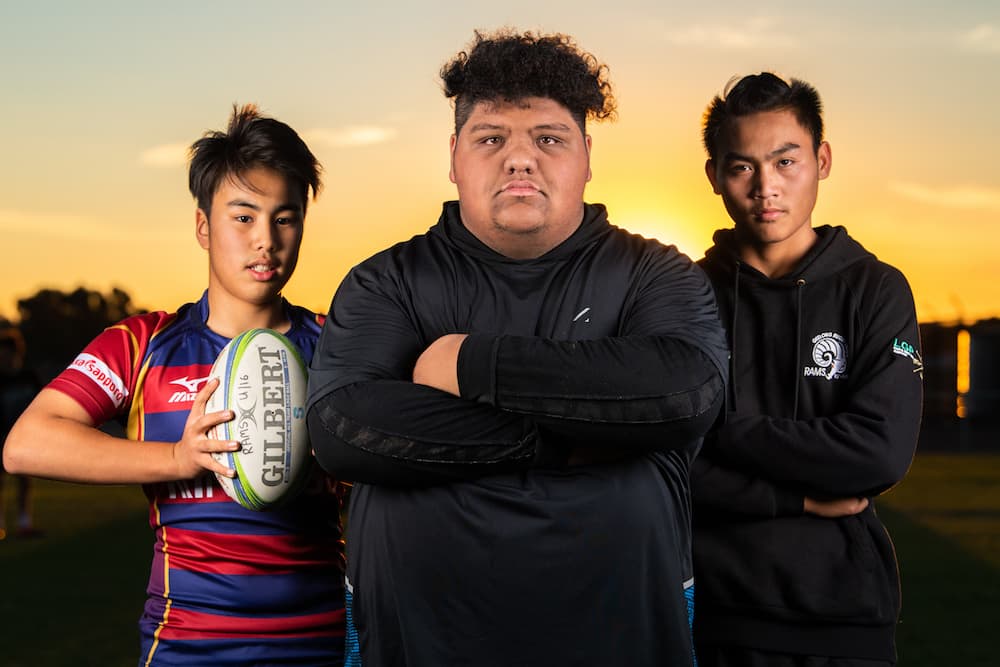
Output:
left=206, top=328, right=312, bottom=510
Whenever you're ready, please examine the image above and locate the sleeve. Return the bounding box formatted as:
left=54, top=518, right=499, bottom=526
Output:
left=307, top=262, right=546, bottom=486
left=307, top=244, right=727, bottom=485
left=457, top=244, right=727, bottom=450
left=690, top=452, right=804, bottom=520
left=46, top=314, right=161, bottom=424
left=705, top=267, right=922, bottom=498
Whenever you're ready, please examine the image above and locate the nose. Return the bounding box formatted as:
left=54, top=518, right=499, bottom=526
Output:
left=254, top=221, right=278, bottom=251
left=752, top=166, right=778, bottom=199
left=503, top=135, right=536, bottom=174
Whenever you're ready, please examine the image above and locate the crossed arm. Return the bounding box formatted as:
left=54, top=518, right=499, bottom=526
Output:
left=306, top=252, right=728, bottom=486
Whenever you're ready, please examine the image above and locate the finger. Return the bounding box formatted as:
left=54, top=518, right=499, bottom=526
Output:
left=199, top=437, right=241, bottom=454
left=191, top=377, right=221, bottom=413
left=205, top=454, right=237, bottom=478
left=200, top=408, right=235, bottom=430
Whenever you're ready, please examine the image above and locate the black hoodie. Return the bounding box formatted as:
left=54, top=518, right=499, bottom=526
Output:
left=692, top=225, right=923, bottom=661
left=307, top=201, right=727, bottom=666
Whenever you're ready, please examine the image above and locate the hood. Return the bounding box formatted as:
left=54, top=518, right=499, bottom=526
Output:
left=700, top=225, right=876, bottom=421
left=701, top=225, right=875, bottom=284
left=430, top=200, right=612, bottom=264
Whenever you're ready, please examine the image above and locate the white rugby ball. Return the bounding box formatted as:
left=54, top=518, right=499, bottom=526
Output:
left=206, top=328, right=312, bottom=510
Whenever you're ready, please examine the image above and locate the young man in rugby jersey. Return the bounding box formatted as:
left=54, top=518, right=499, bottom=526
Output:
left=4, top=105, right=345, bottom=666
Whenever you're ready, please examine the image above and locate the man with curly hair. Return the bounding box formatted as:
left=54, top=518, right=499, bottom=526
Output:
left=307, top=29, right=728, bottom=666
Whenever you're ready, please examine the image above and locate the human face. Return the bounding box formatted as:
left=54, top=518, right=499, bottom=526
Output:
left=196, top=167, right=304, bottom=311
left=706, top=109, right=831, bottom=253
left=449, top=97, right=592, bottom=259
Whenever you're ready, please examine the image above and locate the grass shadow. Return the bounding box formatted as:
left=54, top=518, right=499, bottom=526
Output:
left=880, top=504, right=1000, bottom=667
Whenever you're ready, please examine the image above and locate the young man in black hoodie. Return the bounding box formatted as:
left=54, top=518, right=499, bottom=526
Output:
left=692, top=72, right=923, bottom=666
left=307, top=30, right=727, bottom=666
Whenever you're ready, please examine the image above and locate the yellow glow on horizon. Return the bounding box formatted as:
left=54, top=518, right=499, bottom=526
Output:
left=956, top=329, right=970, bottom=418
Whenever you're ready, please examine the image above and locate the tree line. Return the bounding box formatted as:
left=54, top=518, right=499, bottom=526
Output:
left=1, top=287, right=145, bottom=382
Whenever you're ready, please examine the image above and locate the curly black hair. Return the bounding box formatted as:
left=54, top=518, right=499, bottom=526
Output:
left=441, top=29, right=616, bottom=135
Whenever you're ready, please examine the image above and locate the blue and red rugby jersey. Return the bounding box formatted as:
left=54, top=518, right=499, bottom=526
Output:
left=49, top=292, right=345, bottom=666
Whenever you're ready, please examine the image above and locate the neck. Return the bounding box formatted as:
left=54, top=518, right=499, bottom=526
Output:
left=205, top=293, right=290, bottom=339
left=736, top=227, right=818, bottom=279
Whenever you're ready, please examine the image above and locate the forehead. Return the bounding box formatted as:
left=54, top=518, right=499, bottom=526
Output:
left=462, top=96, right=580, bottom=131
left=213, top=167, right=302, bottom=206
left=719, top=109, right=812, bottom=156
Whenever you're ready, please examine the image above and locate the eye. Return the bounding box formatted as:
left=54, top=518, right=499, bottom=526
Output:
left=777, top=158, right=794, bottom=167
left=481, top=136, right=503, bottom=145
left=538, top=136, right=561, bottom=146
left=235, top=215, right=253, bottom=223
left=275, top=216, right=299, bottom=226
left=728, top=164, right=752, bottom=175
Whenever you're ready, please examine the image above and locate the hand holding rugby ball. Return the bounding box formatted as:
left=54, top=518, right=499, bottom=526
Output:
left=206, top=329, right=312, bottom=510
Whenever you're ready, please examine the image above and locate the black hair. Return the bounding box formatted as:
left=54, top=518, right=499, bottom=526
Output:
left=188, top=104, right=322, bottom=216
left=702, top=72, right=824, bottom=162
left=441, top=29, right=616, bottom=135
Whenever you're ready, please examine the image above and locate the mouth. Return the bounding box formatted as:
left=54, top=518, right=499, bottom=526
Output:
left=500, top=180, right=541, bottom=197
left=248, top=260, right=279, bottom=280
left=753, top=208, right=784, bottom=222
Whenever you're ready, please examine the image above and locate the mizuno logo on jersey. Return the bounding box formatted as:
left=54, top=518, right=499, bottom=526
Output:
left=167, top=375, right=209, bottom=403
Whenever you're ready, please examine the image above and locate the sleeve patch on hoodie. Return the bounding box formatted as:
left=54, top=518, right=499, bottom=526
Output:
left=892, top=338, right=924, bottom=378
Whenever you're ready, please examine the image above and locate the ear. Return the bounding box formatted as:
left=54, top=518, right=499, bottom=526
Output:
left=448, top=134, right=458, bottom=184
left=817, top=141, right=832, bottom=181
left=585, top=134, right=593, bottom=183
left=705, top=159, right=721, bottom=194
left=195, top=208, right=210, bottom=250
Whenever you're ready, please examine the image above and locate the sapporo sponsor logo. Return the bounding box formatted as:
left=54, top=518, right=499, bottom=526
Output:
left=69, top=353, right=129, bottom=407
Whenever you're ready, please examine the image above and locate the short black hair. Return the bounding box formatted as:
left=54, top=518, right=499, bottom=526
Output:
left=702, top=72, right=824, bottom=162
left=188, top=104, right=322, bottom=216
left=441, top=29, right=616, bottom=135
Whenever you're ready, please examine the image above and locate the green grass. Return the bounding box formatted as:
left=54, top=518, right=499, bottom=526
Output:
left=0, top=480, right=149, bottom=667
left=879, top=453, right=1000, bottom=666
left=1, top=454, right=998, bottom=666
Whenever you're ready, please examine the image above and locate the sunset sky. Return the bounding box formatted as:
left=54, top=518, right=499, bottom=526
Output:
left=3, top=1, right=998, bottom=325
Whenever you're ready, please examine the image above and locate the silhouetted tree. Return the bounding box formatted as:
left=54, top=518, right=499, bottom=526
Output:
left=16, top=287, right=146, bottom=381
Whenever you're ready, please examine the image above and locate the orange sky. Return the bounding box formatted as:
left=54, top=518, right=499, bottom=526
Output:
left=4, top=3, right=999, bottom=325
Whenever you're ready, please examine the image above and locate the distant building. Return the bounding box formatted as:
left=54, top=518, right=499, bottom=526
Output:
left=966, top=318, right=1000, bottom=421
left=919, top=318, right=1000, bottom=422
left=919, top=322, right=959, bottom=418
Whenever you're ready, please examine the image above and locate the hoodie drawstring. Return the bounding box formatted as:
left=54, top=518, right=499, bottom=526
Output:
left=792, top=279, right=806, bottom=420
left=727, top=263, right=742, bottom=413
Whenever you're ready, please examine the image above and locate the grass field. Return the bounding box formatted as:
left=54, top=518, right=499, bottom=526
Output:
left=1, top=452, right=998, bottom=666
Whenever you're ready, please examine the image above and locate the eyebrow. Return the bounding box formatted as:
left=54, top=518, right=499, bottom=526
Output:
left=723, top=142, right=802, bottom=162
left=465, top=122, right=575, bottom=133
left=225, top=199, right=302, bottom=213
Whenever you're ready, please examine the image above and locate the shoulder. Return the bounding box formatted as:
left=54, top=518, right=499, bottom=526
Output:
left=839, top=255, right=915, bottom=306
left=286, top=302, right=324, bottom=329
left=599, top=225, right=700, bottom=274
left=107, top=310, right=178, bottom=346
